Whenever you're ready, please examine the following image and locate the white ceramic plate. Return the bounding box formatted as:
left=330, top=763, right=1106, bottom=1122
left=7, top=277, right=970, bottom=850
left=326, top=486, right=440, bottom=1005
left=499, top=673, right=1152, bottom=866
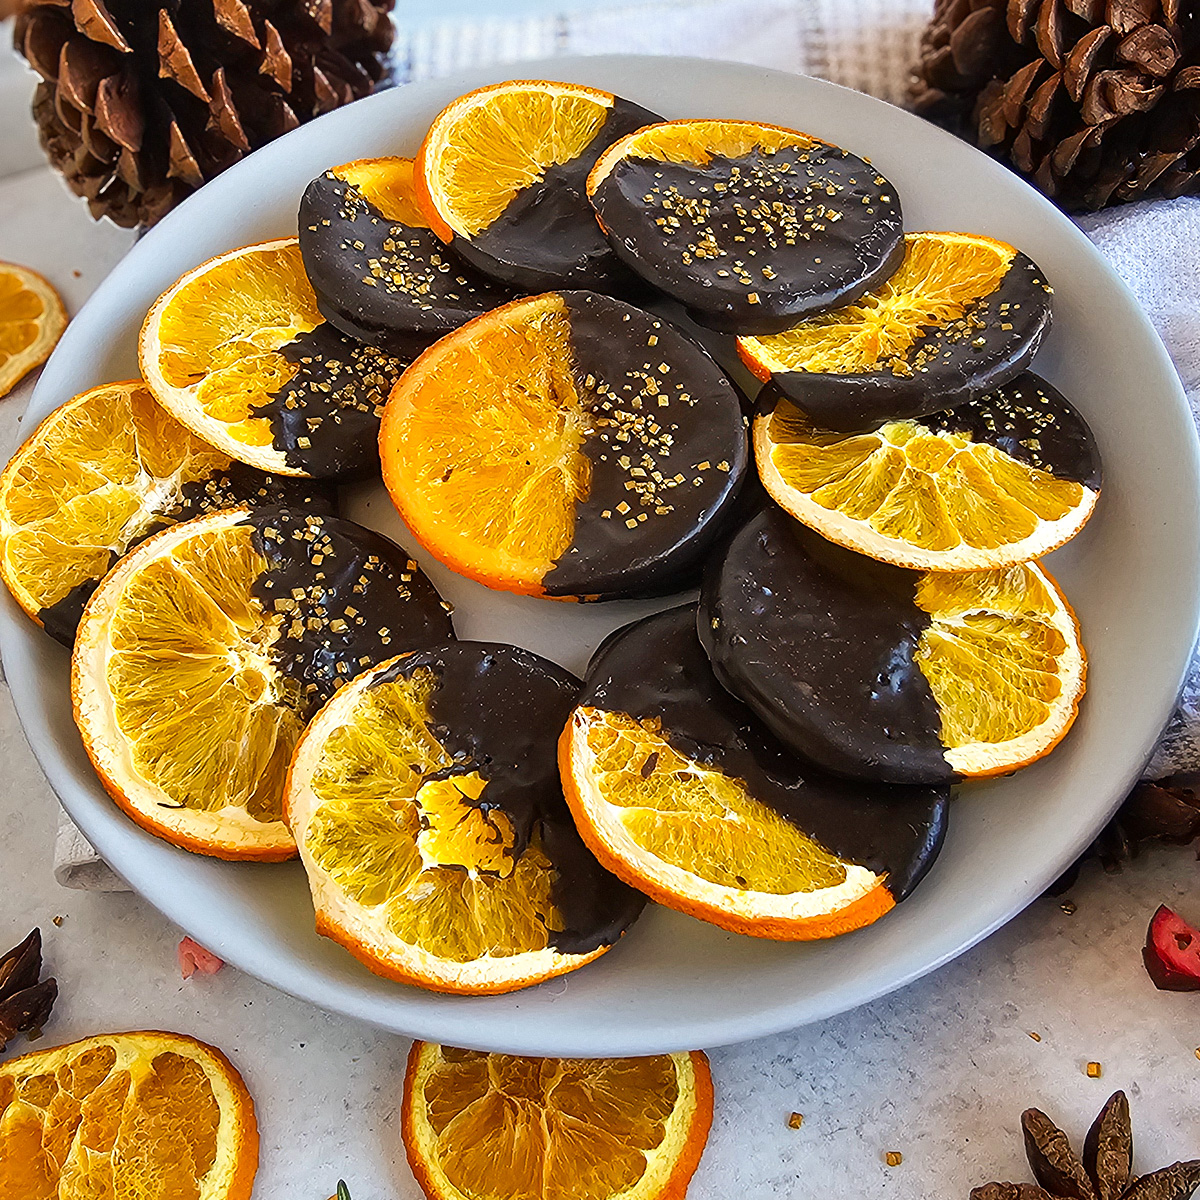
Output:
left=5, top=56, right=1199, bottom=1057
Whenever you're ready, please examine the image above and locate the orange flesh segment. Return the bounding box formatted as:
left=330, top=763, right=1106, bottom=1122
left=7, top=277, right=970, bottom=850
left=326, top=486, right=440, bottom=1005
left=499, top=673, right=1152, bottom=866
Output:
left=332, top=159, right=429, bottom=226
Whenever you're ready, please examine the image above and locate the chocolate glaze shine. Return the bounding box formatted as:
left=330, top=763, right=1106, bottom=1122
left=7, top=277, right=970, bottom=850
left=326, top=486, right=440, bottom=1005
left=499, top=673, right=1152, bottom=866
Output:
left=922, top=371, right=1101, bottom=487
left=542, top=292, right=748, bottom=598
left=590, top=141, right=904, bottom=334
left=582, top=605, right=949, bottom=900
left=765, top=253, right=1053, bottom=429
left=458, top=98, right=661, bottom=294
left=251, top=323, right=411, bottom=479
left=37, top=467, right=335, bottom=648
left=700, top=508, right=956, bottom=785
left=373, top=643, right=645, bottom=955
left=245, top=507, right=453, bottom=720
left=299, top=169, right=516, bottom=354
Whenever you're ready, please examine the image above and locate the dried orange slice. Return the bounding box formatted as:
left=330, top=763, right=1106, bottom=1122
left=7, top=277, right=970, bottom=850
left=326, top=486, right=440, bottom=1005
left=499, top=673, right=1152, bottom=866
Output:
left=0, top=379, right=332, bottom=646
left=587, top=119, right=903, bottom=333
left=402, top=1041, right=712, bottom=1200
left=561, top=606, right=949, bottom=939
left=0, top=1030, right=258, bottom=1200
left=754, top=373, right=1101, bottom=572
left=415, top=80, right=660, bottom=291
left=737, top=232, right=1052, bottom=426
left=139, top=238, right=410, bottom=478
left=286, top=643, right=644, bottom=994
left=381, top=290, right=746, bottom=600
left=299, top=157, right=515, bottom=353
left=700, top=508, right=1086, bottom=784
left=0, top=261, right=66, bottom=399
left=71, top=506, right=452, bottom=860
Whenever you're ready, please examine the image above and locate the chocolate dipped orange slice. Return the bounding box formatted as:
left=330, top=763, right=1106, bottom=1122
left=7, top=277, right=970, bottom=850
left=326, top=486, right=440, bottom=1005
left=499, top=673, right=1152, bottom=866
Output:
left=700, top=508, right=1086, bottom=786
left=0, top=380, right=333, bottom=646
left=285, top=643, right=645, bottom=994
left=737, top=232, right=1052, bottom=427
left=140, top=239, right=412, bottom=478
left=587, top=119, right=904, bottom=334
left=561, top=605, right=949, bottom=940
left=754, top=373, right=1101, bottom=571
left=71, top=506, right=453, bottom=860
left=299, top=157, right=516, bottom=355
left=380, top=290, right=747, bottom=600
left=415, top=80, right=660, bottom=292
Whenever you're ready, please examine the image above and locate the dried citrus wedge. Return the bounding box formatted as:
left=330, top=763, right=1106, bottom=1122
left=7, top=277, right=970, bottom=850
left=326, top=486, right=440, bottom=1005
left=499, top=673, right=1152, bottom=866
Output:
left=0, top=261, right=66, bottom=399
left=286, top=644, right=644, bottom=994
left=139, top=238, right=409, bottom=478
left=415, top=80, right=660, bottom=291
left=380, top=290, right=746, bottom=600
left=299, top=157, right=515, bottom=354
left=561, top=606, right=949, bottom=939
left=71, top=506, right=452, bottom=860
left=402, top=1041, right=712, bottom=1200
left=0, top=1030, right=258, bottom=1200
left=587, top=118, right=904, bottom=333
left=754, top=373, right=1101, bottom=571
left=0, top=379, right=332, bottom=646
left=737, top=232, right=1052, bottom=426
left=701, top=509, right=1086, bottom=784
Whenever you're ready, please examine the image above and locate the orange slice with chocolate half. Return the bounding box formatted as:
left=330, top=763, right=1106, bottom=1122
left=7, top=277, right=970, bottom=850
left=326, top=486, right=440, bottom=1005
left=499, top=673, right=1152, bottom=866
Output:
left=700, top=507, right=1086, bottom=785
left=587, top=119, right=904, bottom=334
left=561, top=604, right=949, bottom=939
left=285, top=643, right=645, bottom=994
left=415, top=80, right=661, bottom=292
left=140, top=239, right=413, bottom=478
left=737, top=232, right=1053, bottom=427
left=0, top=379, right=333, bottom=646
left=380, top=290, right=747, bottom=600
left=71, top=506, right=453, bottom=860
left=299, top=157, right=517, bottom=355
left=754, top=372, right=1100, bottom=572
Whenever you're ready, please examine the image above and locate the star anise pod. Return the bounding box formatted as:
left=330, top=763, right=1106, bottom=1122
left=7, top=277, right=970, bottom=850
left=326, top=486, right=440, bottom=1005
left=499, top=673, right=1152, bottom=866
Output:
left=972, top=1092, right=1200, bottom=1200
left=0, top=929, right=58, bottom=1054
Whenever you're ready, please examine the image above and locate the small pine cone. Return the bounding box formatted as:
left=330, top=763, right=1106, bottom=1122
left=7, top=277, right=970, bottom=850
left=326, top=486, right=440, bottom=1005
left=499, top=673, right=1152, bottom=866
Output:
left=14, top=0, right=396, bottom=229
left=911, top=0, right=1200, bottom=211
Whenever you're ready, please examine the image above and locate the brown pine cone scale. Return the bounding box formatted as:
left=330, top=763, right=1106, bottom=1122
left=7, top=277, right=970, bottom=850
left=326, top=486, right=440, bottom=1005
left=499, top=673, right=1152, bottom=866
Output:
left=14, top=0, right=395, bottom=228
left=912, top=0, right=1200, bottom=211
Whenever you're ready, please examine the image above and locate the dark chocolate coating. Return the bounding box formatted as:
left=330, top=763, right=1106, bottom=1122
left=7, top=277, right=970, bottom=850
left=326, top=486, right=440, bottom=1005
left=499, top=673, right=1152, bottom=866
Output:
left=700, top=507, right=956, bottom=785
left=582, top=605, right=949, bottom=901
left=245, top=507, right=453, bottom=720
left=250, top=323, right=411, bottom=479
left=590, top=139, right=904, bottom=335
left=922, top=371, right=1101, bottom=488
left=541, top=292, right=748, bottom=598
left=299, top=169, right=517, bottom=354
left=766, top=253, right=1053, bottom=429
left=455, top=97, right=662, bottom=294
left=373, top=642, right=645, bottom=955
left=37, top=468, right=336, bottom=648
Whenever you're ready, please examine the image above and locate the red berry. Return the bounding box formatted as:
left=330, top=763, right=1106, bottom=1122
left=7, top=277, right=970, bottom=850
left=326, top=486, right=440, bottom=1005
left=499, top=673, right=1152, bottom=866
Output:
left=1142, top=905, right=1200, bottom=992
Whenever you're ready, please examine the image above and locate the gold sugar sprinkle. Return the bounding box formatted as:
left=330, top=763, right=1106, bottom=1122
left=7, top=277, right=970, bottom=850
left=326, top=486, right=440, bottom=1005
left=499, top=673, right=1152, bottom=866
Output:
left=1086, top=1062, right=1102, bottom=1078
left=787, top=1112, right=803, bottom=1129
left=1028, top=1031, right=1041, bottom=1042
left=885, top=1152, right=903, bottom=1167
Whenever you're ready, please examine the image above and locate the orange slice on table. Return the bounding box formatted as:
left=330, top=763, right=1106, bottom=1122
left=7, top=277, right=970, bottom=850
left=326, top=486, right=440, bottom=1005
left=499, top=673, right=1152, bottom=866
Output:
left=140, top=238, right=407, bottom=478
left=0, top=379, right=331, bottom=645
left=753, top=373, right=1101, bottom=572
left=0, top=1030, right=258, bottom=1200
left=402, top=1041, right=712, bottom=1200
left=285, top=645, right=644, bottom=995
left=0, top=262, right=66, bottom=400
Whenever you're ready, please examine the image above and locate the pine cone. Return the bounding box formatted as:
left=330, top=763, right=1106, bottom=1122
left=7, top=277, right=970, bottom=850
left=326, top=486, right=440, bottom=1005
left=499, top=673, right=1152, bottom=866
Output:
left=911, top=0, right=1200, bottom=211
left=13, top=0, right=396, bottom=228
